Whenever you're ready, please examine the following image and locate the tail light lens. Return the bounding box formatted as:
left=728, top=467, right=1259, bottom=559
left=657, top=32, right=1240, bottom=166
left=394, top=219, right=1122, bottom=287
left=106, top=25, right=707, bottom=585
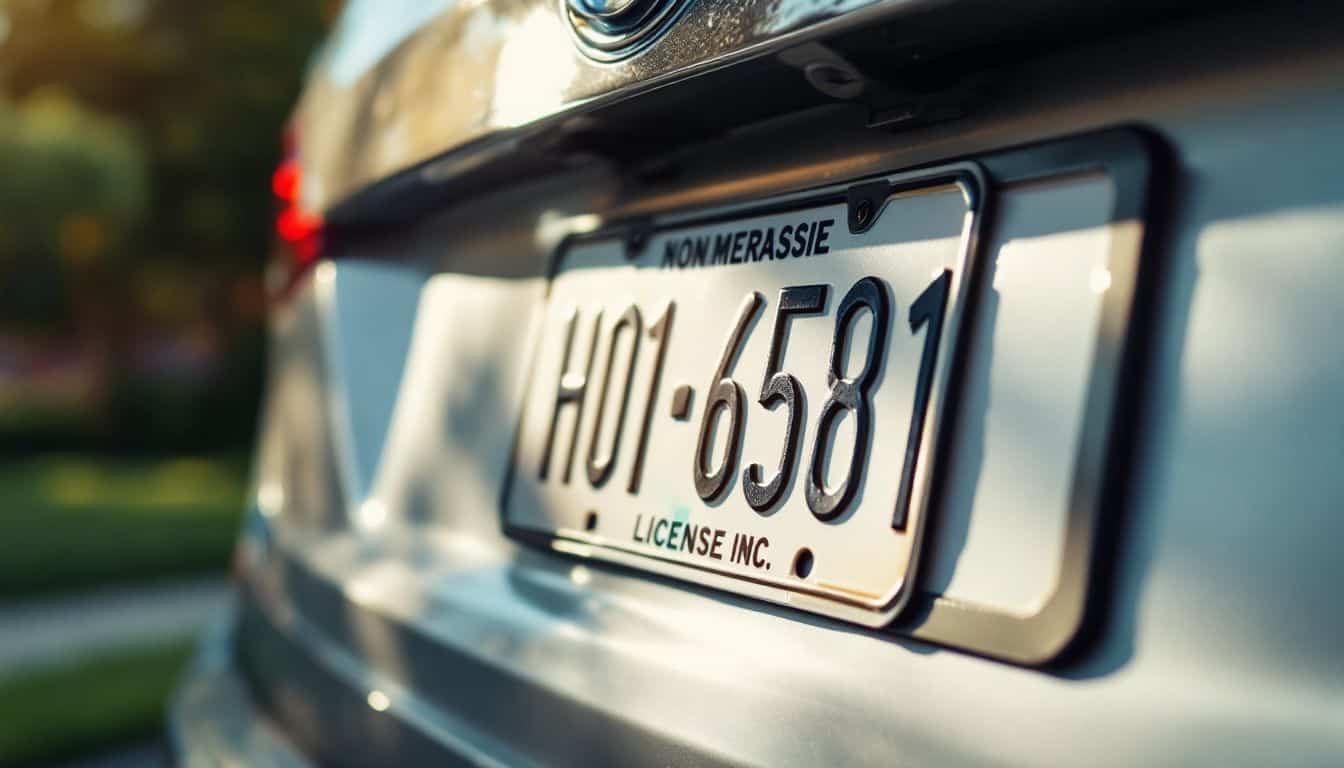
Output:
left=271, top=130, right=324, bottom=284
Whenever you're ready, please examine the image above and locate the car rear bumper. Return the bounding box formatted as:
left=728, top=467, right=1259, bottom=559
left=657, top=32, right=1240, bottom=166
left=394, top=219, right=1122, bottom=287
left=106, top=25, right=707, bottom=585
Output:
left=166, top=593, right=312, bottom=768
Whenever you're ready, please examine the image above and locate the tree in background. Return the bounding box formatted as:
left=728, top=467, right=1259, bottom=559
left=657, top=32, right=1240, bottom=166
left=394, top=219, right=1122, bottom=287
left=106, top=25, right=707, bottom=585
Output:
left=0, top=90, right=145, bottom=331
left=0, top=0, right=334, bottom=450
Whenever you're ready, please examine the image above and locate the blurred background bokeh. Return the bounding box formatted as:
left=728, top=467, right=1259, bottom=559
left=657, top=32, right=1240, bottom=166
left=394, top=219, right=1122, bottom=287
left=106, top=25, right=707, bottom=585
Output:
left=0, top=1, right=333, bottom=764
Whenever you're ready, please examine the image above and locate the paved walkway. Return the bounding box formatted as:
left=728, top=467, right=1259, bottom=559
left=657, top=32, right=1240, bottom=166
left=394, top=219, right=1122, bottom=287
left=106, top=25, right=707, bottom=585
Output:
left=0, top=576, right=231, bottom=678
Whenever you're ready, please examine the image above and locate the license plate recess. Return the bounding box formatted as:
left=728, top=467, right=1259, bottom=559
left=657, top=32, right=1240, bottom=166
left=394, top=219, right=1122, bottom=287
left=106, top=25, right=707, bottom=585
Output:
left=504, top=129, right=1156, bottom=665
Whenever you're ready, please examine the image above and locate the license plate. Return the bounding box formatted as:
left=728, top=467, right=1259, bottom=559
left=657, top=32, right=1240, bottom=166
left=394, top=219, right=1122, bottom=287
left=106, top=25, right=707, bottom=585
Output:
left=504, top=164, right=983, bottom=626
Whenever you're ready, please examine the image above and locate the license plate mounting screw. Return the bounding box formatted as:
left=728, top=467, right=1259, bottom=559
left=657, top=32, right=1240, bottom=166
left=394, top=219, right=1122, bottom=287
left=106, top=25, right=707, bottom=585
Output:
left=855, top=199, right=873, bottom=227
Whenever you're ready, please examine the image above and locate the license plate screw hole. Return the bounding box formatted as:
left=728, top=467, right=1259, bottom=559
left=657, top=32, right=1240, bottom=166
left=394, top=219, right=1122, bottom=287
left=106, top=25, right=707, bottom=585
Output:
left=854, top=199, right=873, bottom=228
left=584, top=510, right=599, bottom=532
left=625, top=226, right=649, bottom=260
left=792, top=548, right=814, bottom=579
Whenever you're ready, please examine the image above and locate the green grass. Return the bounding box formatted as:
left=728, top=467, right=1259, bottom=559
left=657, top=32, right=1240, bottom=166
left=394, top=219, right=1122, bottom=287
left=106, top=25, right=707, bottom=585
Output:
left=0, top=638, right=195, bottom=767
left=0, top=455, right=247, bottom=597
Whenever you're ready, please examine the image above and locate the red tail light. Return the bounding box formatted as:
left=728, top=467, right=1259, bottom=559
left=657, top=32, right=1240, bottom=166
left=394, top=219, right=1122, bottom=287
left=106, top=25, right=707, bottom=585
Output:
left=275, top=206, right=322, bottom=262
left=272, top=132, right=324, bottom=275
left=271, top=159, right=300, bottom=200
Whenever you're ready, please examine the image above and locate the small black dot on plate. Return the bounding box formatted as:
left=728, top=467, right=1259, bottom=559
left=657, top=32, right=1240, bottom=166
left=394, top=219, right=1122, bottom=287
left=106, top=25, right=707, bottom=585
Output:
left=792, top=548, right=814, bottom=579
left=584, top=511, right=598, bottom=531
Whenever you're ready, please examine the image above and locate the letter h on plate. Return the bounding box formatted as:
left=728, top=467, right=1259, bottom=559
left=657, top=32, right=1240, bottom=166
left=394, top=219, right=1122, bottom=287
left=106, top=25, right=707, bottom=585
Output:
left=539, top=307, right=601, bottom=483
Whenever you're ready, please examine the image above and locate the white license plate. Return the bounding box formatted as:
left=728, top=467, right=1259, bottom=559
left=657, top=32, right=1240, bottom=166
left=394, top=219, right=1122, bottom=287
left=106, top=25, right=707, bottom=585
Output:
left=505, top=165, right=983, bottom=626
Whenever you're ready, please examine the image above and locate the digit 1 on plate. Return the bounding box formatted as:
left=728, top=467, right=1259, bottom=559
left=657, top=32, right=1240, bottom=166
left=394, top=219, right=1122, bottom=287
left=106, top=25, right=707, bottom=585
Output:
left=627, top=302, right=674, bottom=494
left=891, top=269, right=951, bottom=530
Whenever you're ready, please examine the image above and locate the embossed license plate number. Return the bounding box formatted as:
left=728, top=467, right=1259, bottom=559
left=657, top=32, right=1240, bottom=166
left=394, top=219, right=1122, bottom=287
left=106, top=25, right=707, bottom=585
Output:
left=505, top=168, right=983, bottom=626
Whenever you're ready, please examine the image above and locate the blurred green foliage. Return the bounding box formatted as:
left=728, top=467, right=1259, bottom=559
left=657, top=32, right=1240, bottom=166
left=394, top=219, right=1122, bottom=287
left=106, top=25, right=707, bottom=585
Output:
left=0, top=637, right=195, bottom=767
left=0, top=91, right=146, bottom=327
left=0, top=0, right=332, bottom=451
left=0, top=454, right=247, bottom=596
left=0, top=4, right=334, bottom=760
